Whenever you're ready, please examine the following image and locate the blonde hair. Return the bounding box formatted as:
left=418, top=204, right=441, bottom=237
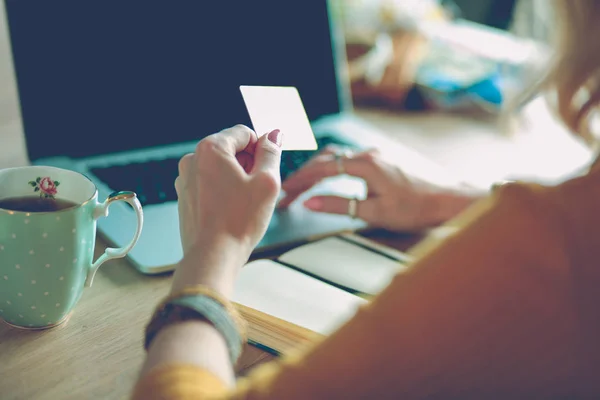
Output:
left=545, top=0, right=600, bottom=144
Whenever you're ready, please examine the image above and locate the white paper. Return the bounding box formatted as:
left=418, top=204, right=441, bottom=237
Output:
left=240, top=85, right=318, bottom=151
left=233, top=260, right=365, bottom=335
left=278, top=237, right=406, bottom=295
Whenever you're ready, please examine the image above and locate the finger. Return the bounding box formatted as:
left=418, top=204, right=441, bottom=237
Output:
left=178, top=153, right=194, bottom=177
left=282, top=155, right=377, bottom=194
left=318, top=144, right=344, bottom=156
left=278, top=147, right=351, bottom=206
left=302, top=195, right=379, bottom=222
left=279, top=149, right=381, bottom=209
left=236, top=152, right=254, bottom=173
left=282, top=152, right=335, bottom=184
left=355, top=148, right=380, bottom=159
left=204, top=124, right=258, bottom=156
left=277, top=191, right=301, bottom=209
left=278, top=155, right=351, bottom=208
left=252, top=129, right=282, bottom=178
left=174, top=176, right=183, bottom=197
left=288, top=144, right=344, bottom=175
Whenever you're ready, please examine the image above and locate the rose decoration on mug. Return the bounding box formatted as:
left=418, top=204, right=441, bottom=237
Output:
left=28, top=176, right=60, bottom=198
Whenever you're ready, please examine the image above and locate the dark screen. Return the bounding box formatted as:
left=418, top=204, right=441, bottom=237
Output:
left=5, top=1, right=344, bottom=160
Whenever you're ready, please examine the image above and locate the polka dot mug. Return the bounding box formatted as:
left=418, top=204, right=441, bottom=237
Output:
left=0, top=166, right=143, bottom=329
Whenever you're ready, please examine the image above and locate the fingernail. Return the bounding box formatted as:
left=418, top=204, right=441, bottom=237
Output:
left=268, top=129, right=282, bottom=147
left=303, top=197, right=322, bottom=210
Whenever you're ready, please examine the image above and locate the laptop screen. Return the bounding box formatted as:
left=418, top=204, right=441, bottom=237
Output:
left=5, top=1, right=347, bottom=161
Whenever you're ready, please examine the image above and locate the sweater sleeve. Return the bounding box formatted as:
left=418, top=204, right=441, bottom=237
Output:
left=133, top=183, right=585, bottom=399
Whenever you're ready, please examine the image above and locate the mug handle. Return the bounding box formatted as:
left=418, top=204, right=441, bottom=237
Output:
left=85, top=191, right=144, bottom=287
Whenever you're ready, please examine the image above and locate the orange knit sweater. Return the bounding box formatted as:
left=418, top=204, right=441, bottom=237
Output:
left=133, top=167, right=600, bottom=399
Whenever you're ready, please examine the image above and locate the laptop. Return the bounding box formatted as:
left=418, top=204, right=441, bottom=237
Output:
left=2, top=1, right=456, bottom=274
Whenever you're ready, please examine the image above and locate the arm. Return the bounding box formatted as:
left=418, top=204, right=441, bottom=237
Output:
left=425, top=183, right=488, bottom=226
left=138, top=238, right=245, bottom=387
left=133, top=183, right=583, bottom=399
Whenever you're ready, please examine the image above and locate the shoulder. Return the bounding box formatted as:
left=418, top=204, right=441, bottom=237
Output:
left=492, top=180, right=557, bottom=209
left=453, top=180, right=566, bottom=240
left=408, top=181, right=566, bottom=262
left=487, top=181, right=569, bottom=253
left=494, top=175, right=600, bottom=247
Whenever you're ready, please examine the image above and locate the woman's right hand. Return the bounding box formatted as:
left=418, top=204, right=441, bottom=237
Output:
left=279, top=147, right=479, bottom=232
left=172, top=125, right=283, bottom=295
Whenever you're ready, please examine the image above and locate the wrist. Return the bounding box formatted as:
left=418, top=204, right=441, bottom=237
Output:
left=171, top=235, right=251, bottom=297
left=423, top=186, right=487, bottom=226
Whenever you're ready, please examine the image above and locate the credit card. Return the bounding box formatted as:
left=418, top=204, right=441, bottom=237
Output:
left=240, top=85, right=318, bottom=151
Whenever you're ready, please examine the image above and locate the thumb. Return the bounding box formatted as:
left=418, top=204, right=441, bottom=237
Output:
left=252, top=129, right=282, bottom=177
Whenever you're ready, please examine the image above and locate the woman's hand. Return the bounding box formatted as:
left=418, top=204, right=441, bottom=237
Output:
left=279, top=147, right=480, bottom=232
left=173, top=125, right=282, bottom=294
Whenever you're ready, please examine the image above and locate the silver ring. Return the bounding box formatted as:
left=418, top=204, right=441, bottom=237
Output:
left=334, top=150, right=353, bottom=175
left=348, top=197, right=359, bottom=219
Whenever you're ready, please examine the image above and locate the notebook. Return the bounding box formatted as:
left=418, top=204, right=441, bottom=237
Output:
left=232, top=235, right=411, bottom=355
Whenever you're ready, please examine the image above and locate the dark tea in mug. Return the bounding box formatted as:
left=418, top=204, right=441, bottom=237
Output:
left=0, top=196, right=78, bottom=212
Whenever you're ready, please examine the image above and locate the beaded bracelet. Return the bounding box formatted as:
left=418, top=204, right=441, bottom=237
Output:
left=144, top=285, right=247, bottom=364
left=161, top=285, right=247, bottom=337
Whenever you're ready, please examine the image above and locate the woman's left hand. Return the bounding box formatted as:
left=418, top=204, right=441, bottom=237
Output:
left=174, top=125, right=283, bottom=291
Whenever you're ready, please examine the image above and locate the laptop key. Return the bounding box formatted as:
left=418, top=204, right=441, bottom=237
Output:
left=90, top=157, right=180, bottom=207
left=90, top=134, right=358, bottom=207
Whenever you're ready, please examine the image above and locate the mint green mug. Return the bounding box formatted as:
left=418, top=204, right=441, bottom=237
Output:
left=0, top=166, right=143, bottom=329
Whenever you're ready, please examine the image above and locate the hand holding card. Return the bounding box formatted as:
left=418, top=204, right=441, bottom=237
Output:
left=240, top=86, right=318, bottom=151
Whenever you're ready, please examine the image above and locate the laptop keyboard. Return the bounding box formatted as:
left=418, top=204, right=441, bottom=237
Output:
left=91, top=157, right=180, bottom=206
left=280, top=135, right=358, bottom=181
left=90, top=134, right=357, bottom=207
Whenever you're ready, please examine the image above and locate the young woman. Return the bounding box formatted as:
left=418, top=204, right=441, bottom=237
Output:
left=133, top=1, right=600, bottom=398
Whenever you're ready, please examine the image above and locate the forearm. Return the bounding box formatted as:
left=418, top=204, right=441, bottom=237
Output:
left=139, top=238, right=248, bottom=386
left=140, top=319, right=234, bottom=386
left=425, top=183, right=489, bottom=226
left=171, top=236, right=248, bottom=296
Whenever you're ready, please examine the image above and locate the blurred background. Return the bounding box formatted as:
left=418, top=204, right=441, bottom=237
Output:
left=322, top=0, right=594, bottom=189
left=333, top=0, right=551, bottom=116
left=0, top=0, right=590, bottom=187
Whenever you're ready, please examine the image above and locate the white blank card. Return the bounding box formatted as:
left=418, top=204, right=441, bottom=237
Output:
left=240, top=85, right=318, bottom=151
